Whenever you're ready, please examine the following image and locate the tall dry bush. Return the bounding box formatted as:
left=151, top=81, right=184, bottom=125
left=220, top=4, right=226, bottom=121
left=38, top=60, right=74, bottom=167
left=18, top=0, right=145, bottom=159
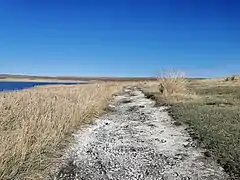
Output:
left=0, top=83, right=122, bottom=179
left=157, top=70, right=188, bottom=95
left=156, top=70, right=192, bottom=103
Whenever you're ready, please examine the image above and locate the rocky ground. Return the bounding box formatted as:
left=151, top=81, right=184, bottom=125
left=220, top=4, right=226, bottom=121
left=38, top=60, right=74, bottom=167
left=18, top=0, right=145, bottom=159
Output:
left=52, top=87, right=228, bottom=180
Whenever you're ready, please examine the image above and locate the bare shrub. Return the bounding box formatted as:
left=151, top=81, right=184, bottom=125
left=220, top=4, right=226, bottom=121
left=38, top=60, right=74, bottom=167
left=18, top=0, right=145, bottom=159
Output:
left=157, top=69, right=188, bottom=96
left=225, top=75, right=240, bottom=82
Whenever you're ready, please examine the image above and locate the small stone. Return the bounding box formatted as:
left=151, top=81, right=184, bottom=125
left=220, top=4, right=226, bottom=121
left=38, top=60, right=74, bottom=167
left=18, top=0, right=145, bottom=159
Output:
left=181, top=176, right=190, bottom=180
left=160, top=139, right=167, bottom=143
left=173, top=121, right=182, bottom=126
left=173, top=153, right=186, bottom=160
left=145, top=169, right=150, bottom=175
left=130, top=147, right=137, bottom=152
left=183, top=142, right=190, bottom=147
left=174, top=172, right=179, bottom=177
left=105, top=105, right=116, bottom=112
left=121, top=98, right=132, bottom=103
left=127, top=106, right=138, bottom=112
left=148, top=123, right=157, bottom=127
left=86, top=149, right=92, bottom=153
left=204, top=151, right=211, bottom=157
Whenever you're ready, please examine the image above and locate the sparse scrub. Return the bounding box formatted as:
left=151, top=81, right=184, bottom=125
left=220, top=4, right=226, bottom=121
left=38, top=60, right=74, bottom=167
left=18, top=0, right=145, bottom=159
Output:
left=0, top=83, right=122, bottom=179
left=225, top=75, right=240, bottom=82
left=225, top=76, right=235, bottom=81
left=141, top=78, right=240, bottom=178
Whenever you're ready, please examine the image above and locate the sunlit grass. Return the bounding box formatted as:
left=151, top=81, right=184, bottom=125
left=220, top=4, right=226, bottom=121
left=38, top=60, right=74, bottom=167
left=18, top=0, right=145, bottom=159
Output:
left=142, top=77, right=240, bottom=178
left=0, top=83, right=122, bottom=179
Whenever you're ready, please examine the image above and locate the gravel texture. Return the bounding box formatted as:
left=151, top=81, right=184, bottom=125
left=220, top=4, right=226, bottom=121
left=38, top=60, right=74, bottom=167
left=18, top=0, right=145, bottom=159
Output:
left=53, top=87, right=228, bottom=180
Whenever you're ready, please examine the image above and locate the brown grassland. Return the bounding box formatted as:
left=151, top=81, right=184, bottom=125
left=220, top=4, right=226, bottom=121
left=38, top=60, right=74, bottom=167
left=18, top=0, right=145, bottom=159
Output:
left=0, top=83, right=123, bottom=179
left=1, top=74, right=240, bottom=179
left=142, top=74, right=240, bottom=178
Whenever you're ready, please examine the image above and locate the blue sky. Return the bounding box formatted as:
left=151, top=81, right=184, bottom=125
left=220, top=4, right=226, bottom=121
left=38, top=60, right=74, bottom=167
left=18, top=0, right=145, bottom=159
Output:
left=0, top=0, right=239, bottom=77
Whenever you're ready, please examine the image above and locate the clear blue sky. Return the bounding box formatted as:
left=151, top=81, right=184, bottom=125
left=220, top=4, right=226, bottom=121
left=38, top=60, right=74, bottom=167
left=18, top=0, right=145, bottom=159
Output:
left=0, top=0, right=239, bottom=77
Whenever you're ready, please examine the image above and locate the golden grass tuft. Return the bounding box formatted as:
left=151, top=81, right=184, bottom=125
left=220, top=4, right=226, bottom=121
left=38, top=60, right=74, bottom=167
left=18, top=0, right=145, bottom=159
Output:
left=0, top=83, right=122, bottom=179
left=157, top=70, right=190, bottom=102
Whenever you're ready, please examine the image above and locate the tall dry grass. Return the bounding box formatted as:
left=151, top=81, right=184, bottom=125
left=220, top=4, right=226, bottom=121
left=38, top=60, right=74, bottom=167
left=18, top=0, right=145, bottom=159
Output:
left=157, top=70, right=192, bottom=103
left=157, top=70, right=188, bottom=95
left=0, top=83, right=122, bottom=179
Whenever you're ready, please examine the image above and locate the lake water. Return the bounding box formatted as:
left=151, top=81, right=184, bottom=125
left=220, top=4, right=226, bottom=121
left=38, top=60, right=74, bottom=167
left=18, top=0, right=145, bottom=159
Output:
left=0, top=81, right=87, bottom=92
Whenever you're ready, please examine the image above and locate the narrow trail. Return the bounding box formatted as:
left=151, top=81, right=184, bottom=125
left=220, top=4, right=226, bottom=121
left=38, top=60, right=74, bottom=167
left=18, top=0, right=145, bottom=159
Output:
left=54, top=87, right=228, bottom=180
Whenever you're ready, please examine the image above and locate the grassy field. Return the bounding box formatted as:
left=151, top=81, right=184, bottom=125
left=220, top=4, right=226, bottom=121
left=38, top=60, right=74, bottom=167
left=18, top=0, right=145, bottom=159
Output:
left=0, top=83, right=123, bottom=179
left=142, top=77, right=240, bottom=178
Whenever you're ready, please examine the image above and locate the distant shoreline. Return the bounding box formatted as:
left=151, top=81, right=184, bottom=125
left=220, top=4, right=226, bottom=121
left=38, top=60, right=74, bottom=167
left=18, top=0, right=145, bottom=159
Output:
left=0, top=75, right=158, bottom=82
left=0, top=78, right=86, bottom=83
left=0, top=74, right=207, bottom=82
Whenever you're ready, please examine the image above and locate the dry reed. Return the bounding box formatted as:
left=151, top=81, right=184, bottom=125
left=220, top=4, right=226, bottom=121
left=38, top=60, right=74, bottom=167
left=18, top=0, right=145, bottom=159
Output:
left=0, top=83, right=122, bottom=179
left=157, top=70, right=188, bottom=95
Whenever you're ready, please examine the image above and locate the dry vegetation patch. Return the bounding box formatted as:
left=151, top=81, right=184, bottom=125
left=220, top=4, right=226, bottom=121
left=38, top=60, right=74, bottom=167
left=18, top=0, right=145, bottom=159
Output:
left=143, top=70, right=196, bottom=105
left=0, top=83, right=123, bottom=179
left=141, top=76, right=240, bottom=178
left=224, top=75, right=240, bottom=82
left=157, top=70, right=188, bottom=95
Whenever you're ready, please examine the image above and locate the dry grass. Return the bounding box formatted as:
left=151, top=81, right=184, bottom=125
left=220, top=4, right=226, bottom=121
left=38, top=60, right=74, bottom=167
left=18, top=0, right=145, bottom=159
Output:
left=157, top=70, right=188, bottom=95
left=0, top=83, right=123, bottom=179
left=224, top=75, right=240, bottom=82
left=156, top=70, right=194, bottom=103
left=141, top=77, right=240, bottom=178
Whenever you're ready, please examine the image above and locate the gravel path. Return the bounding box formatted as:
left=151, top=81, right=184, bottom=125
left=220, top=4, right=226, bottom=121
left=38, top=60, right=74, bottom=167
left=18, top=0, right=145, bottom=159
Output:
left=53, top=87, right=228, bottom=180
